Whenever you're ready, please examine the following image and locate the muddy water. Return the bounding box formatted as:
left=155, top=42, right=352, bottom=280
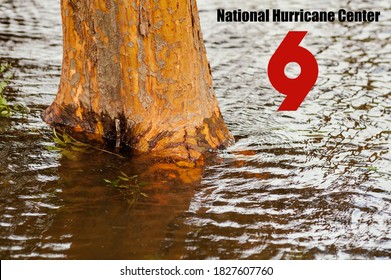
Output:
left=0, top=0, right=390, bottom=259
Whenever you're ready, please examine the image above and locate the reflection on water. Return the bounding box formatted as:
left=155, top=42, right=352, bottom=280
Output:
left=0, top=0, right=391, bottom=259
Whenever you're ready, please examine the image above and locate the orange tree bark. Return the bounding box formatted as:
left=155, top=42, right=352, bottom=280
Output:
left=43, top=0, right=234, bottom=161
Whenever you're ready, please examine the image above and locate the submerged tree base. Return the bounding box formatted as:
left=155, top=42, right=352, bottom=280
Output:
left=43, top=102, right=233, bottom=162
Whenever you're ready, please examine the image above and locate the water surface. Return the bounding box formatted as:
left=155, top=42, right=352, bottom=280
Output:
left=0, top=0, right=390, bottom=259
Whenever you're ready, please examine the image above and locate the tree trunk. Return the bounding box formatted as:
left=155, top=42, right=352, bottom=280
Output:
left=43, top=0, right=233, bottom=161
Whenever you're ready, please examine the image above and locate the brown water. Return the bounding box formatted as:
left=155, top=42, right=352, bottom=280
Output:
left=0, top=0, right=390, bottom=259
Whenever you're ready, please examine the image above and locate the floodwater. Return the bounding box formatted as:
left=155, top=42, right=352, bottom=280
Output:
left=0, top=0, right=390, bottom=259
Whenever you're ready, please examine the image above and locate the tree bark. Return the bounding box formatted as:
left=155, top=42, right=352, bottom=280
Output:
left=43, top=0, right=233, bottom=161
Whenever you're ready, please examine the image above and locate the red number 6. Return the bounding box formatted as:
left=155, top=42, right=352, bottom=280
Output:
left=268, top=31, right=318, bottom=111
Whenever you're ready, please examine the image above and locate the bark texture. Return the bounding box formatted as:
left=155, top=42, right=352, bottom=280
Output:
left=43, top=0, right=234, bottom=161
